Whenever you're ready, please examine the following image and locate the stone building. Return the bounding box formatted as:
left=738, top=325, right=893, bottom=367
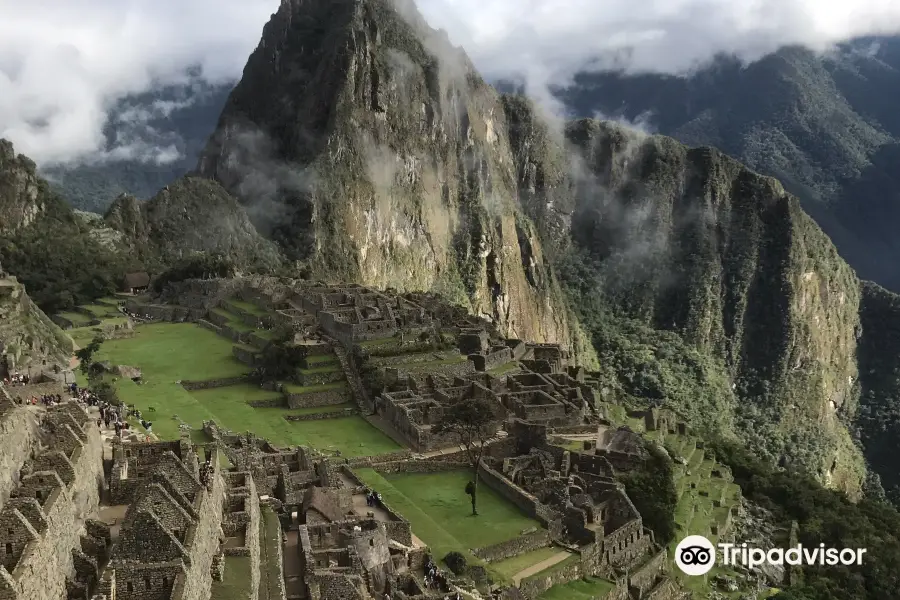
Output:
left=91, top=443, right=226, bottom=600
left=0, top=402, right=104, bottom=600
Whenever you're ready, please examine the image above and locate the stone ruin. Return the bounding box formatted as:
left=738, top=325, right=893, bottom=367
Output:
left=0, top=279, right=713, bottom=600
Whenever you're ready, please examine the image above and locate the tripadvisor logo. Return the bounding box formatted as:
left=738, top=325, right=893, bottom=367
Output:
left=674, top=535, right=868, bottom=576
left=675, top=535, right=716, bottom=576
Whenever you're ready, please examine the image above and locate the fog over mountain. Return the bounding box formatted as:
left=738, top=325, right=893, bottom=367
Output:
left=4, top=0, right=900, bottom=168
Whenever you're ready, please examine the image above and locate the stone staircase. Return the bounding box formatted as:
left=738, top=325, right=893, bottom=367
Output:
left=331, top=343, right=374, bottom=413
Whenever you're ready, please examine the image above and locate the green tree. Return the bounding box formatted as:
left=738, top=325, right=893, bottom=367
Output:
left=619, top=440, right=678, bottom=544
left=75, top=336, right=104, bottom=376
left=433, top=398, right=498, bottom=516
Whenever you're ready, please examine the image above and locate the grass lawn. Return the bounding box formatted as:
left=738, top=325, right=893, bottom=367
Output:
left=211, top=307, right=254, bottom=332
left=96, top=297, right=123, bottom=306
left=492, top=546, right=564, bottom=580
left=81, top=303, right=119, bottom=317
left=538, top=577, right=616, bottom=600
left=189, top=383, right=283, bottom=407
left=210, top=555, right=253, bottom=600
left=488, top=361, right=520, bottom=376
left=89, top=323, right=400, bottom=456
left=283, top=382, right=347, bottom=394
left=355, top=469, right=541, bottom=562
left=259, top=507, right=284, bottom=600
left=284, top=418, right=400, bottom=457
left=227, top=299, right=268, bottom=316
left=59, top=311, right=92, bottom=325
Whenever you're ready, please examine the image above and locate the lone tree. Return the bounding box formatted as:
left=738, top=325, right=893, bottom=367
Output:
left=433, top=397, right=497, bottom=516
left=75, top=335, right=104, bottom=377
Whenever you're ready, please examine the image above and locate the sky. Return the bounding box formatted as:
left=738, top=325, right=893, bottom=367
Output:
left=2, top=0, right=900, bottom=166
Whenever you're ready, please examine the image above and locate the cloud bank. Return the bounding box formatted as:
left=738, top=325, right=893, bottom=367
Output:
left=3, top=0, right=900, bottom=165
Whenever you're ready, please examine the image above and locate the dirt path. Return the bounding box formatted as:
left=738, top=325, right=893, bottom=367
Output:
left=512, top=550, right=575, bottom=584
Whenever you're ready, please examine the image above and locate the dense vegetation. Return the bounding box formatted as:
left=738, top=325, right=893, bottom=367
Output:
left=855, top=281, right=900, bottom=505
left=152, top=253, right=238, bottom=293
left=619, top=439, right=678, bottom=545
left=560, top=36, right=900, bottom=293
left=713, top=437, right=900, bottom=600
left=0, top=195, right=139, bottom=313
left=558, top=249, right=736, bottom=434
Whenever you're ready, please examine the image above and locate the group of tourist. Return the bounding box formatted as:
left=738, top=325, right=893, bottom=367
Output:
left=3, top=372, right=31, bottom=386
left=423, top=554, right=450, bottom=592
left=120, top=306, right=154, bottom=322
left=364, top=489, right=383, bottom=507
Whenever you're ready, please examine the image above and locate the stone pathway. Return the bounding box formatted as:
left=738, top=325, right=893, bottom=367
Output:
left=283, top=529, right=306, bottom=599
left=331, top=342, right=373, bottom=411
left=511, top=550, right=575, bottom=584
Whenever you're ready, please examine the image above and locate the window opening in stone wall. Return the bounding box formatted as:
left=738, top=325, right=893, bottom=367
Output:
left=4, top=542, right=11, bottom=554
left=145, top=576, right=151, bottom=589
left=127, top=582, right=133, bottom=592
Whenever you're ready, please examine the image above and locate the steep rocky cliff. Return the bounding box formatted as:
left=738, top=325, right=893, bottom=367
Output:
left=0, top=139, right=49, bottom=233
left=191, top=0, right=888, bottom=496
left=0, top=271, right=73, bottom=375
left=551, top=119, right=866, bottom=496
left=196, top=0, right=593, bottom=357
left=104, top=177, right=283, bottom=270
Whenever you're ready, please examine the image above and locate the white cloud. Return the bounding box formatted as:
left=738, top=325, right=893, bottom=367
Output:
left=0, top=0, right=276, bottom=165
left=2, top=0, right=900, bottom=165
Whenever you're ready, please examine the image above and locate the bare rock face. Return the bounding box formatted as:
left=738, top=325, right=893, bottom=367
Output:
left=0, top=139, right=48, bottom=233
left=197, top=0, right=591, bottom=356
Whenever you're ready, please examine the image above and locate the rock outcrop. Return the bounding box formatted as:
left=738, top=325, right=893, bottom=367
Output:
left=197, top=0, right=591, bottom=356
left=0, top=139, right=49, bottom=233
left=0, top=270, right=73, bottom=375
left=104, top=176, right=283, bottom=270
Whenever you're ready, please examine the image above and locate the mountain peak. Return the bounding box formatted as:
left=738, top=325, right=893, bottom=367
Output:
left=196, top=0, right=586, bottom=352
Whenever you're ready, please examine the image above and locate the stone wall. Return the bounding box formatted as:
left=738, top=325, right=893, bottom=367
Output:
left=198, top=319, right=221, bottom=335
left=248, top=397, right=288, bottom=409
left=180, top=376, right=251, bottom=391
left=369, top=461, right=469, bottom=474
left=0, top=400, right=38, bottom=512
left=174, top=447, right=227, bottom=600
left=294, top=369, right=345, bottom=387
left=285, top=389, right=349, bottom=409
left=477, top=464, right=551, bottom=526
left=283, top=409, right=359, bottom=422
left=224, top=472, right=261, bottom=600
left=232, top=345, right=259, bottom=367
left=473, top=530, right=551, bottom=562
left=124, top=301, right=205, bottom=322
left=517, top=554, right=582, bottom=599
left=627, top=548, right=667, bottom=595
left=1, top=409, right=103, bottom=600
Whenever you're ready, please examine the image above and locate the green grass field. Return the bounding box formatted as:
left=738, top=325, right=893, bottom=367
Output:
left=355, top=468, right=541, bottom=567
left=86, top=323, right=399, bottom=456
left=538, top=576, right=615, bottom=600
left=491, top=546, right=564, bottom=580
left=59, top=311, right=92, bottom=325
left=210, top=555, right=253, bottom=600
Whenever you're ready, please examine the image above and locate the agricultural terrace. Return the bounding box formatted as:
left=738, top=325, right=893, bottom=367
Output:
left=69, top=307, right=400, bottom=457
